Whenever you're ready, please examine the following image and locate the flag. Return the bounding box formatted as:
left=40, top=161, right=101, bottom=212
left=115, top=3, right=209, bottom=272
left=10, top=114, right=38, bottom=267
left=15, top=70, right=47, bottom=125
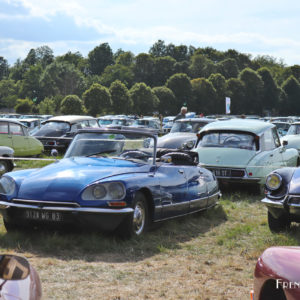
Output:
left=225, top=97, right=231, bottom=114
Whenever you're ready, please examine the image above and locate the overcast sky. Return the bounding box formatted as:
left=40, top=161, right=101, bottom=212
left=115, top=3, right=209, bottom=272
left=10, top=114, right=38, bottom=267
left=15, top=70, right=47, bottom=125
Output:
left=1, top=0, right=300, bottom=66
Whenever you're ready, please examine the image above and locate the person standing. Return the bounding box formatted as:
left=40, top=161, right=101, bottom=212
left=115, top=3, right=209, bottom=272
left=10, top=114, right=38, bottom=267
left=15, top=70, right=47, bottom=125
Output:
left=174, top=106, right=187, bottom=121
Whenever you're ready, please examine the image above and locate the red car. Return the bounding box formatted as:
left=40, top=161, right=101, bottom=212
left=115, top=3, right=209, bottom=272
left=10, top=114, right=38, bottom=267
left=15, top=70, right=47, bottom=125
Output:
left=251, top=247, right=300, bottom=300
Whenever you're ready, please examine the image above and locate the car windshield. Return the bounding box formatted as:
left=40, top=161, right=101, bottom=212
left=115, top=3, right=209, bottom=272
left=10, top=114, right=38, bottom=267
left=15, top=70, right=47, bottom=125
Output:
left=111, top=119, right=131, bottom=126
left=170, top=121, right=208, bottom=133
left=98, top=119, right=113, bottom=126
left=286, top=124, right=300, bottom=135
left=132, top=120, right=149, bottom=126
left=198, top=132, right=257, bottom=150
left=33, top=121, right=70, bottom=136
left=65, top=131, right=155, bottom=163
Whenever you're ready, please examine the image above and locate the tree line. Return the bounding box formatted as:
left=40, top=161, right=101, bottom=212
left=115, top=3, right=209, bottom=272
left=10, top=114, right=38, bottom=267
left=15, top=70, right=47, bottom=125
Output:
left=1, top=40, right=300, bottom=117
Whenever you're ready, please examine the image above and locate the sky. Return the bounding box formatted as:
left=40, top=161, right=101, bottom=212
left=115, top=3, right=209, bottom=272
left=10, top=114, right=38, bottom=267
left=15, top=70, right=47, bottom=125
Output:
left=1, top=0, right=300, bottom=66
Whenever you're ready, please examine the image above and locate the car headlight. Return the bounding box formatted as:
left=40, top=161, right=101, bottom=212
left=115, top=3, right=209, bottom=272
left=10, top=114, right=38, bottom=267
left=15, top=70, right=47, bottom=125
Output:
left=266, top=173, right=282, bottom=191
left=82, top=182, right=126, bottom=201
left=0, top=176, right=16, bottom=195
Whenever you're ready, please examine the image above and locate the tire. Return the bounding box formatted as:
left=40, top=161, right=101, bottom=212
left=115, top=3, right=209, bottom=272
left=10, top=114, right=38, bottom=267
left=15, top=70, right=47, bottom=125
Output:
left=3, top=219, right=23, bottom=232
left=0, top=160, right=11, bottom=176
left=118, top=192, right=149, bottom=238
left=268, top=211, right=291, bottom=233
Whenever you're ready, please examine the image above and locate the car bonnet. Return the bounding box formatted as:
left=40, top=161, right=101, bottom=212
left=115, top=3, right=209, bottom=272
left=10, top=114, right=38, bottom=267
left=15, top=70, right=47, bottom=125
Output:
left=15, top=157, right=149, bottom=202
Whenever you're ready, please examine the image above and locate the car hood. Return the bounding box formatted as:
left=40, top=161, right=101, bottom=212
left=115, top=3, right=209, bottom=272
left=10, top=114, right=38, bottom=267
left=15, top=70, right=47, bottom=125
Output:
left=196, top=147, right=256, bottom=167
left=16, top=157, right=149, bottom=201
left=157, top=132, right=196, bottom=149
left=281, top=135, right=300, bottom=149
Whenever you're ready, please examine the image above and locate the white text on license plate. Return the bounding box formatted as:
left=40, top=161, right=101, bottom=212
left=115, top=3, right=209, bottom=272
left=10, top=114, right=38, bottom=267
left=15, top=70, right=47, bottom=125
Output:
left=25, top=210, right=62, bottom=222
left=214, top=169, right=230, bottom=177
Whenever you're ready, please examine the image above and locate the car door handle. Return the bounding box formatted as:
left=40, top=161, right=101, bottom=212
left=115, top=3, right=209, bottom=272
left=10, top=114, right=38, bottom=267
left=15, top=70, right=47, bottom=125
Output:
left=178, top=169, right=184, bottom=174
left=269, top=154, right=273, bottom=157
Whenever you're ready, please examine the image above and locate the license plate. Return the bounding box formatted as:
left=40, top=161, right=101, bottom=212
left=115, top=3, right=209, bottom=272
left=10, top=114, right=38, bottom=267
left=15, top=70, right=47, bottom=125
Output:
left=24, top=210, right=63, bottom=222
left=213, top=169, right=231, bottom=177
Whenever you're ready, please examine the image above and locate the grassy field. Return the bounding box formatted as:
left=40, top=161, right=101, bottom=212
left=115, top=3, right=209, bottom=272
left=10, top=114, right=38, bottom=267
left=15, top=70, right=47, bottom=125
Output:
left=1, top=188, right=300, bottom=299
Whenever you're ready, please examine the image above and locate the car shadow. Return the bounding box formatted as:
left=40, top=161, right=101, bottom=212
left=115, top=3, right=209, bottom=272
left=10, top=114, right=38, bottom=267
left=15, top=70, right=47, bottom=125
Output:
left=0, top=205, right=227, bottom=263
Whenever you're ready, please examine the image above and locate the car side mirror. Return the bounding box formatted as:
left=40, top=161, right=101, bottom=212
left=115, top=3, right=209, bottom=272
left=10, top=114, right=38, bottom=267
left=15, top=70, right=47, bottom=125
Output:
left=282, top=140, right=288, bottom=146
left=0, top=255, right=30, bottom=281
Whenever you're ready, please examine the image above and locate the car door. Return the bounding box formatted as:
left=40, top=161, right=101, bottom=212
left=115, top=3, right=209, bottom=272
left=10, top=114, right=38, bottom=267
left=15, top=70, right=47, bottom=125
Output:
left=158, top=163, right=188, bottom=219
left=9, top=123, right=29, bottom=156
left=0, top=121, right=13, bottom=148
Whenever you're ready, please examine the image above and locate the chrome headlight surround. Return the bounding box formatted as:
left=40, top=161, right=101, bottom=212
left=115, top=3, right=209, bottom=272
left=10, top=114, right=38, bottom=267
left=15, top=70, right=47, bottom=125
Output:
left=265, top=173, right=282, bottom=191
left=81, top=182, right=126, bottom=201
left=0, top=176, right=16, bottom=195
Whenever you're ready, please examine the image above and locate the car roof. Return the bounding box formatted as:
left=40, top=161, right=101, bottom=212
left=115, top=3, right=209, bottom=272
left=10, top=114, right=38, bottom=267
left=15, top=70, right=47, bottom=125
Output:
left=46, top=115, right=95, bottom=123
left=199, top=119, right=274, bottom=135
left=0, top=118, right=26, bottom=126
left=175, top=117, right=215, bottom=123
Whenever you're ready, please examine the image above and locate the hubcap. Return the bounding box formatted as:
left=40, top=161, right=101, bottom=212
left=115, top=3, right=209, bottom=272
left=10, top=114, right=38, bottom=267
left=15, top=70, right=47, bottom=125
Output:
left=133, top=201, right=145, bottom=235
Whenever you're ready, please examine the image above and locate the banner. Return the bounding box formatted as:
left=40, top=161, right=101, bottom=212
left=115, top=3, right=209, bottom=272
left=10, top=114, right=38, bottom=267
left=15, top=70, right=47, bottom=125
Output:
left=225, top=97, right=231, bottom=114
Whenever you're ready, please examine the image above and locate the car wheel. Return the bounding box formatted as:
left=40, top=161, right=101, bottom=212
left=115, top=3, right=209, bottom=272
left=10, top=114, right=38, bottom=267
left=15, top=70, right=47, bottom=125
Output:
left=268, top=211, right=291, bottom=232
left=3, top=219, right=23, bottom=232
left=0, top=160, right=11, bottom=176
left=118, top=192, right=149, bottom=238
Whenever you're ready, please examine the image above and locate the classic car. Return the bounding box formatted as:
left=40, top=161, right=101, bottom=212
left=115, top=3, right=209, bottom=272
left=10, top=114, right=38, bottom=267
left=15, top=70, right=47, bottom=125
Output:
left=262, top=166, right=300, bottom=232
left=251, top=246, right=300, bottom=300
left=129, top=117, right=162, bottom=135
left=0, top=254, right=42, bottom=300
left=157, top=118, right=215, bottom=150
left=194, top=119, right=300, bottom=188
left=19, top=118, right=42, bottom=135
left=0, top=146, right=14, bottom=175
left=281, top=122, right=300, bottom=153
left=271, top=121, right=291, bottom=137
left=33, top=115, right=99, bottom=152
left=0, top=119, right=43, bottom=157
left=0, top=128, right=220, bottom=237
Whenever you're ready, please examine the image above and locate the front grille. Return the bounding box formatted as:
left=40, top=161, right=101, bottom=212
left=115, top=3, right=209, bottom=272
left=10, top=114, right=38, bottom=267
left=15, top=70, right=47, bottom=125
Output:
left=12, top=199, right=80, bottom=208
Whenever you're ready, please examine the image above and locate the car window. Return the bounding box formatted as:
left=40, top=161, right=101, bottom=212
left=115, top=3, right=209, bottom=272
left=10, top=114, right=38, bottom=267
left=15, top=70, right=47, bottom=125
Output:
left=198, top=132, right=257, bottom=150
left=261, top=129, right=276, bottom=150
left=0, top=122, right=9, bottom=134
left=9, top=123, right=24, bottom=136
left=287, top=124, right=300, bottom=135
left=88, top=120, right=99, bottom=128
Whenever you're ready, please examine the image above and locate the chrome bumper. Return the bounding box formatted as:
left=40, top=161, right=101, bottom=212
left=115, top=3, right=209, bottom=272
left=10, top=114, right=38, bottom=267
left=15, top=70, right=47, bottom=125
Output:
left=0, top=201, right=134, bottom=214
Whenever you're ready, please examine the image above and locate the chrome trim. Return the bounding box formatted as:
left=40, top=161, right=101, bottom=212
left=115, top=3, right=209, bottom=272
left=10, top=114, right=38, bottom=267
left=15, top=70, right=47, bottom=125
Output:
left=12, top=199, right=80, bottom=208
left=0, top=201, right=134, bottom=214
left=261, top=198, right=284, bottom=208
left=190, top=196, right=209, bottom=204
left=265, top=173, right=282, bottom=191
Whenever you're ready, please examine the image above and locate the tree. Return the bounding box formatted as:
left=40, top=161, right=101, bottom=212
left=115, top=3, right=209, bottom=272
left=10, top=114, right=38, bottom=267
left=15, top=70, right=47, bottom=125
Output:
left=60, top=95, right=86, bottom=115
left=82, top=83, right=112, bottom=116
left=56, top=51, right=84, bottom=67
left=35, top=45, right=54, bottom=68
left=0, top=79, right=19, bottom=109
left=282, top=76, right=300, bottom=115
left=153, top=56, right=176, bottom=86
left=100, top=64, right=134, bottom=87
left=115, top=51, right=135, bottom=66
left=257, top=67, right=280, bottom=113
left=190, top=78, right=217, bottom=114
left=239, top=68, right=264, bottom=114
left=152, top=86, right=176, bottom=115
left=88, top=43, right=113, bottom=75
left=216, top=58, right=239, bottom=79
left=14, top=98, right=33, bottom=113
left=189, top=54, right=216, bottom=78
left=38, top=97, right=56, bottom=115
left=24, top=49, right=37, bottom=67
left=225, top=78, right=246, bottom=114
left=208, top=73, right=226, bottom=114
left=129, top=83, right=159, bottom=115
left=166, top=73, right=192, bottom=109
left=109, top=80, right=132, bottom=114
left=133, top=53, right=154, bottom=86
left=40, top=61, right=86, bottom=97
left=149, top=40, right=167, bottom=57
left=0, top=56, right=9, bottom=80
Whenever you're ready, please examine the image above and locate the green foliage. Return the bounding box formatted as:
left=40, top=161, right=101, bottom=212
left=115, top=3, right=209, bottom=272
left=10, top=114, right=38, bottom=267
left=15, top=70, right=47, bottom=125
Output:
left=225, top=78, right=246, bottom=114
left=0, top=79, right=19, bottom=109
left=208, top=73, right=226, bottom=114
left=133, top=53, right=154, bottom=86
left=216, top=58, right=239, bottom=79
left=189, top=54, right=216, bottom=78
left=0, top=56, right=9, bottom=80
left=153, top=56, right=176, bottom=86
left=282, top=76, right=300, bottom=115
left=129, top=82, right=159, bottom=115
left=14, top=98, right=33, bottom=113
left=152, top=86, right=176, bottom=115
left=88, top=43, right=113, bottom=75
left=83, top=83, right=112, bottom=116
left=166, top=73, right=192, bottom=109
left=38, top=97, right=56, bottom=115
left=100, top=64, right=134, bottom=87
left=109, top=80, right=132, bottom=114
left=115, top=51, right=135, bottom=66
left=60, top=95, right=86, bottom=115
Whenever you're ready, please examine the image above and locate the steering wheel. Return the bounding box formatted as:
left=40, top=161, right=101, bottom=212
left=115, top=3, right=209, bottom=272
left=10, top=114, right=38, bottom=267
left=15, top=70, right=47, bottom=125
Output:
left=119, top=150, right=148, bottom=161
left=223, top=135, right=242, bottom=144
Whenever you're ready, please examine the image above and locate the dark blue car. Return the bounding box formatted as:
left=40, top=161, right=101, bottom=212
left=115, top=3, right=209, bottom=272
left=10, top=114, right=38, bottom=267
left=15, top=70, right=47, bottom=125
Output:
left=0, top=128, right=220, bottom=237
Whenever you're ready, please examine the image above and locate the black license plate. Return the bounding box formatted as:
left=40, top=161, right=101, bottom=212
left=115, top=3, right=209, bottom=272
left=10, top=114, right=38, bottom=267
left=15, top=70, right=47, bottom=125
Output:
left=212, top=168, right=231, bottom=177
left=24, top=210, right=63, bottom=222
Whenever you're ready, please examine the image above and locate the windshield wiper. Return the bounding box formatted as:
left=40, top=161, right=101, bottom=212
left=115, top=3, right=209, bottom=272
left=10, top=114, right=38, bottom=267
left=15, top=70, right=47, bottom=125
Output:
left=86, top=149, right=117, bottom=157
